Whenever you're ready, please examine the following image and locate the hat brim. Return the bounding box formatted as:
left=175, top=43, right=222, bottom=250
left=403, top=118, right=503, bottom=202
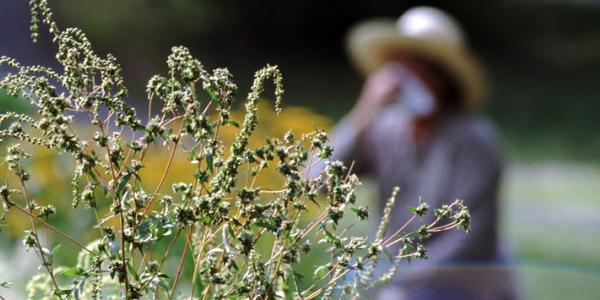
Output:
left=346, top=18, right=487, bottom=110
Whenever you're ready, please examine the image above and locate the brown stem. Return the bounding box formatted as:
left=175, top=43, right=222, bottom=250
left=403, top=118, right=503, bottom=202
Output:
left=12, top=203, right=94, bottom=254
left=382, top=215, right=417, bottom=246
left=138, top=225, right=184, bottom=291
left=95, top=119, right=130, bottom=294
left=17, top=178, right=61, bottom=291
left=189, top=227, right=210, bottom=299
left=139, top=132, right=180, bottom=219
left=168, top=225, right=194, bottom=299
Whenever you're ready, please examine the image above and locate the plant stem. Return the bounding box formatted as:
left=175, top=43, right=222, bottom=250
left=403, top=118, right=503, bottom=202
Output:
left=17, top=177, right=61, bottom=291
left=168, top=225, right=194, bottom=299
left=12, top=203, right=95, bottom=254
left=138, top=225, right=184, bottom=291
left=382, top=215, right=416, bottom=246
left=139, top=130, right=180, bottom=219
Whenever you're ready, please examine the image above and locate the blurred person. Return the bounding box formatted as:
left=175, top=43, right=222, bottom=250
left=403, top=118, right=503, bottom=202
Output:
left=312, top=6, right=521, bottom=300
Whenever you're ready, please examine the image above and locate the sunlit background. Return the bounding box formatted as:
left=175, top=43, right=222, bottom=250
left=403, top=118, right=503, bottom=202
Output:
left=1, top=0, right=599, bottom=299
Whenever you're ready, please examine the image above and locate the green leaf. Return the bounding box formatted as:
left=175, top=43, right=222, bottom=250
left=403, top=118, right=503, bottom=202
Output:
left=55, top=289, right=74, bottom=297
left=205, top=150, right=214, bottom=173
left=60, top=267, right=85, bottom=277
left=227, top=119, right=240, bottom=128
left=207, top=89, right=219, bottom=102
left=115, top=139, right=126, bottom=148
left=293, top=271, right=304, bottom=285
left=408, top=197, right=423, bottom=214
left=255, top=218, right=278, bottom=232
left=313, top=265, right=329, bottom=280
left=200, top=215, right=212, bottom=225
left=51, top=244, right=62, bottom=258
left=229, top=259, right=239, bottom=270
left=351, top=206, right=369, bottom=220
left=115, top=170, right=133, bottom=199
left=127, top=261, right=140, bottom=281
left=320, top=223, right=341, bottom=248
left=0, top=281, right=13, bottom=288
left=188, top=142, right=202, bottom=161
left=87, top=169, right=98, bottom=182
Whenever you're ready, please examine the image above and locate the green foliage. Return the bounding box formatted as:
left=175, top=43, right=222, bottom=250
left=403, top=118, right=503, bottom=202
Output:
left=0, top=1, right=470, bottom=299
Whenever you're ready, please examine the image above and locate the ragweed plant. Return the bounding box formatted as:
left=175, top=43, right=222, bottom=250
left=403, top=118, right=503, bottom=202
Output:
left=0, top=0, right=470, bottom=299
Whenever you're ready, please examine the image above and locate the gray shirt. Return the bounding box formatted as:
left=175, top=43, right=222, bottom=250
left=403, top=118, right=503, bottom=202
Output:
left=316, top=106, right=519, bottom=299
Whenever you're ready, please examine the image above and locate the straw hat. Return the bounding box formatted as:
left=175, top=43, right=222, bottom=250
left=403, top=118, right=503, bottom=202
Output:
left=347, top=6, right=487, bottom=109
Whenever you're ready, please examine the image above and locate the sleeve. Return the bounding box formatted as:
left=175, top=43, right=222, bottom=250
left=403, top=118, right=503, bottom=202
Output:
left=416, top=128, right=504, bottom=267
left=450, top=132, right=503, bottom=209
left=305, top=115, right=374, bottom=179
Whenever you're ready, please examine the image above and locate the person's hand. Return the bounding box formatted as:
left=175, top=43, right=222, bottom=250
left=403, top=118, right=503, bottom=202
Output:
left=359, top=66, right=402, bottom=107
left=349, top=65, right=403, bottom=133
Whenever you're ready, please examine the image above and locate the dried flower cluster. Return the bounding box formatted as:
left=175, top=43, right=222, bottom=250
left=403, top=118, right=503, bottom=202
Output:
left=0, top=1, right=470, bottom=299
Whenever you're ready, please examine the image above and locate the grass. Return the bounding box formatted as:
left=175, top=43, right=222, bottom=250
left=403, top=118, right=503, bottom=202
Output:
left=519, top=263, right=600, bottom=300
left=502, top=162, right=600, bottom=299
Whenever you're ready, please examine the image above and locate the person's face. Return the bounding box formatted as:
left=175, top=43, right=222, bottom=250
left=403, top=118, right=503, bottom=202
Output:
left=384, top=54, right=448, bottom=112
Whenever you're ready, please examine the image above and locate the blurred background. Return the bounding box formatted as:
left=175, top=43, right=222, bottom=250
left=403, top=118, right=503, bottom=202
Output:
left=1, top=0, right=599, bottom=299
